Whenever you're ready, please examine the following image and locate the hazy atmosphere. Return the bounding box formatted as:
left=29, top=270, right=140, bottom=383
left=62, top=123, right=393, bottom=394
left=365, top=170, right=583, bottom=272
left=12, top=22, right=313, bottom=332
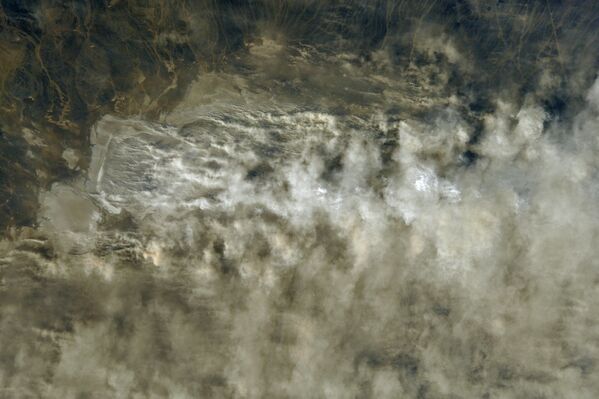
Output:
left=1, top=1, right=599, bottom=398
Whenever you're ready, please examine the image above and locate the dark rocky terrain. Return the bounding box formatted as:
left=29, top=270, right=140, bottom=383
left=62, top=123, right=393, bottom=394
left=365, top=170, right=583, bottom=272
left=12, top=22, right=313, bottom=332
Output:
left=1, top=1, right=599, bottom=398
left=1, top=0, right=598, bottom=231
